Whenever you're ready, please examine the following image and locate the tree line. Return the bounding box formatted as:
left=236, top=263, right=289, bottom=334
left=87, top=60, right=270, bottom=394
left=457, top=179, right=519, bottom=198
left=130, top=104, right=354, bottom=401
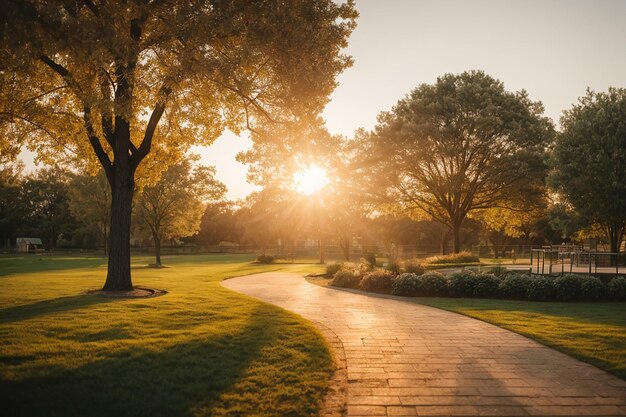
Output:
left=241, top=72, right=625, bottom=257
left=1, top=1, right=623, bottom=292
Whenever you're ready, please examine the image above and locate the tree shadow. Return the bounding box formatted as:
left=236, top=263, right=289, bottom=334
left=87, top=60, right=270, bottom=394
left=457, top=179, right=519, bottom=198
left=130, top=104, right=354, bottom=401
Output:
left=1, top=306, right=294, bottom=417
left=451, top=356, right=526, bottom=411
left=0, top=295, right=119, bottom=323
left=0, top=256, right=107, bottom=277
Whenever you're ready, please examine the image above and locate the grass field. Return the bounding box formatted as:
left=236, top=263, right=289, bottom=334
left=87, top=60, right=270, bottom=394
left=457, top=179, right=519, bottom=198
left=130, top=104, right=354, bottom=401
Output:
left=0, top=254, right=327, bottom=417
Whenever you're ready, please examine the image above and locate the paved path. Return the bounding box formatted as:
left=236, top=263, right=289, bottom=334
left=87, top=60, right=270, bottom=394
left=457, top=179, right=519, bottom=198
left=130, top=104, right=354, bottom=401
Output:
left=222, top=273, right=626, bottom=417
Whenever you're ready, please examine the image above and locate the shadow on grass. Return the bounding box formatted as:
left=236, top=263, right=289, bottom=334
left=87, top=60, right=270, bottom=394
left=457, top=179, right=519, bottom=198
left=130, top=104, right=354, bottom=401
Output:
left=0, top=295, right=118, bottom=323
left=1, top=306, right=282, bottom=417
left=0, top=256, right=107, bottom=276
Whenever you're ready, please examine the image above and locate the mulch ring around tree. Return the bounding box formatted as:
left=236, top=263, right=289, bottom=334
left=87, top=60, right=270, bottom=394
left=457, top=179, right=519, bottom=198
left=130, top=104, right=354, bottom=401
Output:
left=85, top=287, right=167, bottom=298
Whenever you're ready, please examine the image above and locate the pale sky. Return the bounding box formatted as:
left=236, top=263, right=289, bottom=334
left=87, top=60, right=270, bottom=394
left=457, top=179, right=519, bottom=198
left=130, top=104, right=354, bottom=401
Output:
left=21, top=0, right=626, bottom=200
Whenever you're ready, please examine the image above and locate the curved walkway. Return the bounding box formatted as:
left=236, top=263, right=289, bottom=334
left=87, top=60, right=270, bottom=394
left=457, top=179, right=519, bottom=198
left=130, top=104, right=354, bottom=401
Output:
left=222, top=273, right=626, bottom=417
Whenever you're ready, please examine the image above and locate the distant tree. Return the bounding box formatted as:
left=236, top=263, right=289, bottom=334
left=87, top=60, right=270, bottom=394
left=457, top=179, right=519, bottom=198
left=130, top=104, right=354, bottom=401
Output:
left=0, top=161, right=25, bottom=249
left=550, top=88, right=626, bottom=253
left=477, top=206, right=541, bottom=258
left=358, top=71, right=554, bottom=253
left=136, top=160, right=226, bottom=267
left=196, top=201, right=243, bottom=246
left=2, top=0, right=357, bottom=290
left=20, top=168, right=77, bottom=249
left=67, top=171, right=111, bottom=255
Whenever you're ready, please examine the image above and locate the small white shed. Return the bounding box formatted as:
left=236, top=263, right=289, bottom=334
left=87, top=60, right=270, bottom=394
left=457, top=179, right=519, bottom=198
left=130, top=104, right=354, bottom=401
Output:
left=16, top=237, right=45, bottom=253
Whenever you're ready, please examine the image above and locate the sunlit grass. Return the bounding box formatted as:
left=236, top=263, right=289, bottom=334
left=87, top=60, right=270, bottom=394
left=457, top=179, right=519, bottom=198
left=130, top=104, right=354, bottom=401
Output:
left=0, top=254, right=327, bottom=417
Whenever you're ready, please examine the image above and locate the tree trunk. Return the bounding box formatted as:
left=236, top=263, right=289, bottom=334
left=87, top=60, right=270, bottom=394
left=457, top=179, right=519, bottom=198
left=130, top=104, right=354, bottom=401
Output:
left=152, top=230, right=162, bottom=267
left=608, top=224, right=624, bottom=254
left=103, top=172, right=134, bottom=291
left=340, top=236, right=350, bottom=261
left=319, top=237, right=325, bottom=264
left=452, top=222, right=462, bottom=253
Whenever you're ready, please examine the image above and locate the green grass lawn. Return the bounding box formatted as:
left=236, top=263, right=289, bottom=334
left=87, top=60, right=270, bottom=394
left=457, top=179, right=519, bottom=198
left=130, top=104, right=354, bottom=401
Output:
left=0, top=254, right=327, bottom=417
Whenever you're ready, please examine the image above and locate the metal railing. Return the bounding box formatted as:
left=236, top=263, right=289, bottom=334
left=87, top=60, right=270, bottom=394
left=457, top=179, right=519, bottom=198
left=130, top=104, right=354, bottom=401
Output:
left=531, top=249, right=626, bottom=276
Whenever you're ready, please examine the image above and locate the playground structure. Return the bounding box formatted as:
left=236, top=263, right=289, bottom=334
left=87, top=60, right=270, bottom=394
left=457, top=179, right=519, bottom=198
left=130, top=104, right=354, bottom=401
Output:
left=531, top=246, right=625, bottom=276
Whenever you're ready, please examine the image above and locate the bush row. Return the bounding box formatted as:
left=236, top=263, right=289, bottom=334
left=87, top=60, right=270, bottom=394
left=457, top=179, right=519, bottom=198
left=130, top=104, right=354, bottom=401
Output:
left=329, top=267, right=626, bottom=302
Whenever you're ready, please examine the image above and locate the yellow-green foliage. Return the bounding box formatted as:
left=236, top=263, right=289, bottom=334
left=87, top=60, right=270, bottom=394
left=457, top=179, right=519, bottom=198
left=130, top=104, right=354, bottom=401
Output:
left=411, top=297, right=626, bottom=379
left=0, top=254, right=327, bottom=417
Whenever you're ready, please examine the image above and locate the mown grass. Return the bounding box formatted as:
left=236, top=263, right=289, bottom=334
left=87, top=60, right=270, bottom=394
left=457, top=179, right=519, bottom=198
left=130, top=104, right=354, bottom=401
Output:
left=0, top=254, right=327, bottom=417
left=407, top=297, right=626, bottom=380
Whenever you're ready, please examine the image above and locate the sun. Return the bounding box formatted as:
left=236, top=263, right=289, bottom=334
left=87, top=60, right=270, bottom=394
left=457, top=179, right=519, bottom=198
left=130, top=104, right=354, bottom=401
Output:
left=293, top=165, right=329, bottom=195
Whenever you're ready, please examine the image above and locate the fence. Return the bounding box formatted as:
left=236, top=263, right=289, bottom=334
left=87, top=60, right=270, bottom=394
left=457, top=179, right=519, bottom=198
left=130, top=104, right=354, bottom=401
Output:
left=530, top=249, right=626, bottom=276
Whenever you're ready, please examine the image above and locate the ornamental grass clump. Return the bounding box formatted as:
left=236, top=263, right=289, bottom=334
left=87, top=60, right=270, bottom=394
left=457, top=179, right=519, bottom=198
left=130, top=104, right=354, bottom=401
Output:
left=403, top=259, right=426, bottom=275
left=325, top=262, right=342, bottom=277
left=256, top=254, right=275, bottom=264
left=330, top=269, right=360, bottom=289
left=425, top=251, right=480, bottom=264
left=360, top=270, right=395, bottom=293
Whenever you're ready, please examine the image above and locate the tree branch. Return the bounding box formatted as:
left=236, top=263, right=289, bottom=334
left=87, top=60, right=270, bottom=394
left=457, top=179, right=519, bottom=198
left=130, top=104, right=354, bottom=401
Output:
left=130, top=84, right=171, bottom=168
left=83, top=106, right=114, bottom=185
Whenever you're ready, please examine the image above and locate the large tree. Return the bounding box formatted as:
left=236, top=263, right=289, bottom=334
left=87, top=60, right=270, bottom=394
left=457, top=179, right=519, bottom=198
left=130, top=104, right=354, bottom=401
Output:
left=358, top=71, right=554, bottom=252
left=136, top=159, right=225, bottom=266
left=1, top=0, right=357, bottom=290
left=550, top=88, right=626, bottom=253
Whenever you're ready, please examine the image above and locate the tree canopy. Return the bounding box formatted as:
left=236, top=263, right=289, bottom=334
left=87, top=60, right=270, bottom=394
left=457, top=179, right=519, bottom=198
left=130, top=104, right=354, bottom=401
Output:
left=550, top=87, right=626, bottom=252
left=357, top=71, right=554, bottom=252
left=136, top=159, right=226, bottom=266
left=1, top=0, right=357, bottom=290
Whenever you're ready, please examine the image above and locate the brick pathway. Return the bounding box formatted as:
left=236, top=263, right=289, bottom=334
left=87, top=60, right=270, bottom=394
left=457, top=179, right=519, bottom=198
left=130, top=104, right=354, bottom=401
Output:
left=222, top=273, right=626, bottom=417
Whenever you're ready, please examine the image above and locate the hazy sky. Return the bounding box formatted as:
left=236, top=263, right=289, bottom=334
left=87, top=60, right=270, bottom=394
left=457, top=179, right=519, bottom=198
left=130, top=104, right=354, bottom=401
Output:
left=21, top=0, right=626, bottom=200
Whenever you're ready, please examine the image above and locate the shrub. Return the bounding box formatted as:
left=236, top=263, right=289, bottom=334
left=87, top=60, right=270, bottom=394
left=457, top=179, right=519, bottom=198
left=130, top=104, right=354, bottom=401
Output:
left=489, top=265, right=508, bottom=277
left=392, top=272, right=448, bottom=297
left=360, top=270, right=395, bottom=293
left=607, top=277, right=626, bottom=301
left=499, top=273, right=531, bottom=299
left=526, top=277, right=555, bottom=301
left=554, top=274, right=585, bottom=301
left=473, top=273, right=501, bottom=298
left=363, top=253, right=377, bottom=269
left=403, top=259, right=426, bottom=275
left=325, top=263, right=342, bottom=277
left=391, top=273, right=421, bottom=296
left=448, top=270, right=479, bottom=297
left=416, top=272, right=448, bottom=296
left=330, top=269, right=360, bottom=289
left=580, top=276, right=606, bottom=301
left=384, top=261, right=401, bottom=275
left=256, top=254, right=274, bottom=264
left=425, top=251, right=480, bottom=264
